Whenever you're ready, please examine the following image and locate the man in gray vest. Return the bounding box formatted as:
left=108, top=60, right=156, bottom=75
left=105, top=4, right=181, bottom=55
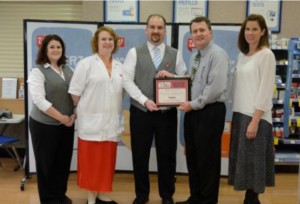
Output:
left=122, top=14, right=187, bottom=204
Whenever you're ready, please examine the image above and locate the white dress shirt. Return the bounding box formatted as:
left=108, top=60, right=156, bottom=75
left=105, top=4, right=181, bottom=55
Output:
left=122, top=42, right=187, bottom=106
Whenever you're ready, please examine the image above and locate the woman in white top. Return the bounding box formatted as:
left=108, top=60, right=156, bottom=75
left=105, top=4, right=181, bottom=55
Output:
left=68, top=26, right=123, bottom=204
left=228, top=14, right=276, bottom=204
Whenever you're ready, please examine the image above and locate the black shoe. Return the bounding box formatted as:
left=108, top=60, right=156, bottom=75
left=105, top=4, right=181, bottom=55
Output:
left=62, top=196, right=72, bottom=204
left=175, top=199, right=190, bottom=204
left=132, top=197, right=149, bottom=204
left=162, top=198, right=174, bottom=204
left=244, top=190, right=259, bottom=204
left=95, top=198, right=118, bottom=204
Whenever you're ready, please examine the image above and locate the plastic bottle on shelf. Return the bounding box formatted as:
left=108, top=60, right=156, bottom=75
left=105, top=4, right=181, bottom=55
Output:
left=18, top=82, right=24, bottom=99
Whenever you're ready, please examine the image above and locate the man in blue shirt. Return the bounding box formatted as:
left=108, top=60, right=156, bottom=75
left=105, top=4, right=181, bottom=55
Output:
left=177, top=16, right=230, bottom=204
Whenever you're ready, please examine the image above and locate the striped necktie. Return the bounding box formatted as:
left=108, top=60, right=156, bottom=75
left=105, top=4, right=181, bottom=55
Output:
left=153, top=47, right=161, bottom=69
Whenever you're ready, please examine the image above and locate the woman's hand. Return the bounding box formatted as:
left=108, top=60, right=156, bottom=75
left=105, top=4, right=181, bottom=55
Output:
left=63, top=114, right=76, bottom=127
left=246, top=120, right=259, bottom=140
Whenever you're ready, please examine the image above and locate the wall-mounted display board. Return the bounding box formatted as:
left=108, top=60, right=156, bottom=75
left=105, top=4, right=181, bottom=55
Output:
left=173, top=0, right=208, bottom=23
left=104, top=0, right=139, bottom=22
left=246, top=0, right=282, bottom=33
left=24, top=19, right=99, bottom=173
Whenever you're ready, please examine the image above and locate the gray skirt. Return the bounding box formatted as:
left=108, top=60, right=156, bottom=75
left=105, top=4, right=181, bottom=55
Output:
left=228, top=112, right=275, bottom=193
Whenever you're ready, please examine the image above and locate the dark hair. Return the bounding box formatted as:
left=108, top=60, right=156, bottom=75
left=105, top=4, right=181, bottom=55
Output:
left=146, top=14, right=166, bottom=28
left=36, top=34, right=67, bottom=66
left=91, top=26, right=119, bottom=54
left=238, top=14, right=269, bottom=54
left=189, top=16, right=212, bottom=33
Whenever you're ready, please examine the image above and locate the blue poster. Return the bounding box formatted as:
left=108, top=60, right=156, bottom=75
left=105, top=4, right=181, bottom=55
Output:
left=25, top=20, right=98, bottom=173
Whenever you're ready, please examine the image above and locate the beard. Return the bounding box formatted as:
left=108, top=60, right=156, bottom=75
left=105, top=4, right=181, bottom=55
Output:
left=151, top=34, right=161, bottom=43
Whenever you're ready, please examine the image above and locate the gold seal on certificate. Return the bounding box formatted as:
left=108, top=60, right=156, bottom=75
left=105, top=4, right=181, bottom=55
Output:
left=154, top=77, right=191, bottom=107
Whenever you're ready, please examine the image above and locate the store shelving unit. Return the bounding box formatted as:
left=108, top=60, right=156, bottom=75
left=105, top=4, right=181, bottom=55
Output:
left=273, top=38, right=300, bottom=164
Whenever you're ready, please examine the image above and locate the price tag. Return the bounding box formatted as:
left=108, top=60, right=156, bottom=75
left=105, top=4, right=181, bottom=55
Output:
left=297, top=118, right=300, bottom=127
left=274, top=137, right=279, bottom=145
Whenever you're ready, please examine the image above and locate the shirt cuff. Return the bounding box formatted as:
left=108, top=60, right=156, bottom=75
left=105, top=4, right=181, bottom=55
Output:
left=35, top=100, right=52, bottom=112
left=190, top=100, right=203, bottom=110
left=139, top=95, right=148, bottom=106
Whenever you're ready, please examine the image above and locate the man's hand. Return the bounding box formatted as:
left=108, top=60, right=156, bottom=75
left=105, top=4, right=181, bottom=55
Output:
left=145, top=99, right=159, bottom=111
left=178, top=101, right=193, bottom=112
left=156, top=70, right=174, bottom=78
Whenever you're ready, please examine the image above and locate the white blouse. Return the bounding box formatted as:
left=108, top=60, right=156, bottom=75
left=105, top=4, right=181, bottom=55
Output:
left=68, top=54, right=124, bottom=142
left=232, top=48, right=276, bottom=124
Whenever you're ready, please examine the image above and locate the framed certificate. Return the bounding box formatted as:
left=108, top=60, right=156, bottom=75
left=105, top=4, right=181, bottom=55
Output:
left=154, top=77, right=191, bottom=107
left=104, top=0, right=139, bottom=22
left=173, top=0, right=208, bottom=23
left=246, top=0, right=282, bottom=33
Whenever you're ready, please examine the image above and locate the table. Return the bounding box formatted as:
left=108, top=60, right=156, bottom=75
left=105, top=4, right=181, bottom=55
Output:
left=0, top=114, right=25, bottom=134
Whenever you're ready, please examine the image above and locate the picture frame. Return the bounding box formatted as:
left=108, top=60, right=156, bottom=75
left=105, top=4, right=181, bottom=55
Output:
left=154, top=77, right=191, bottom=107
left=246, top=0, right=282, bottom=33
left=173, top=0, right=208, bottom=23
left=104, top=0, right=140, bottom=23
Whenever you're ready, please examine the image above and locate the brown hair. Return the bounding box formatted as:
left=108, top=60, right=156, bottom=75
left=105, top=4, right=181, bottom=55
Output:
left=238, top=14, right=270, bottom=54
left=146, top=14, right=166, bottom=28
left=91, top=26, right=119, bottom=54
left=36, top=34, right=67, bottom=66
left=189, top=16, right=212, bottom=33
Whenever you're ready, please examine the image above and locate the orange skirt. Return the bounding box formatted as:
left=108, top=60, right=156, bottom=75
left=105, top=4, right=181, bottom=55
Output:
left=77, top=137, right=117, bottom=192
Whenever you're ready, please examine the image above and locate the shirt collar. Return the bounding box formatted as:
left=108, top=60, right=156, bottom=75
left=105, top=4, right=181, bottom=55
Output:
left=43, top=63, right=51, bottom=69
left=199, top=40, right=214, bottom=57
left=147, top=41, right=165, bottom=52
left=43, top=63, right=64, bottom=69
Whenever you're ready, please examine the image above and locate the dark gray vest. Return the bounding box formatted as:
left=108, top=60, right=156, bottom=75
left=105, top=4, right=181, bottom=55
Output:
left=30, top=64, right=74, bottom=125
left=131, top=43, right=177, bottom=111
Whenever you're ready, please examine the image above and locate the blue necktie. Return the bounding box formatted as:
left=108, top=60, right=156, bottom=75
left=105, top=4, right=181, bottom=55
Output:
left=153, top=47, right=161, bottom=69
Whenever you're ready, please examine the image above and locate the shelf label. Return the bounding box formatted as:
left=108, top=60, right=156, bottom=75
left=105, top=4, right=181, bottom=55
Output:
left=297, top=118, right=300, bottom=127
left=274, top=137, right=279, bottom=145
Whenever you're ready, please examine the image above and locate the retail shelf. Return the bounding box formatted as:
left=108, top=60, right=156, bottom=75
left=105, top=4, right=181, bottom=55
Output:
left=280, top=138, right=300, bottom=144
left=273, top=118, right=283, bottom=123
left=273, top=99, right=284, bottom=104
left=275, top=152, right=300, bottom=164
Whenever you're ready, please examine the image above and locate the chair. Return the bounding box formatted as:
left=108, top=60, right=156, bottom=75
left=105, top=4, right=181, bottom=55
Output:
left=0, top=135, right=23, bottom=172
